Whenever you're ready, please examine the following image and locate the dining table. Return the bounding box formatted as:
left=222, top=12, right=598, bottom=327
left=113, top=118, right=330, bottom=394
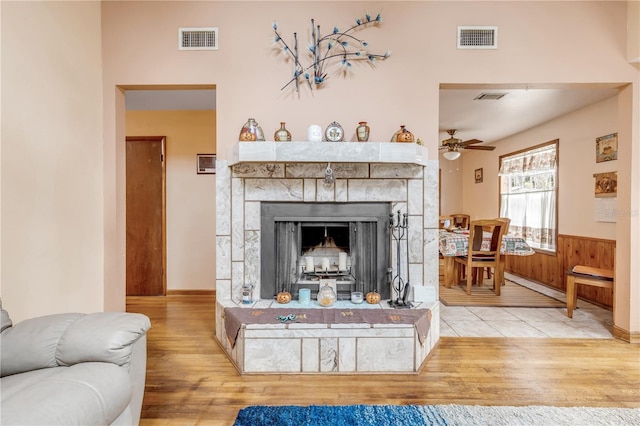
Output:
left=439, top=229, right=535, bottom=288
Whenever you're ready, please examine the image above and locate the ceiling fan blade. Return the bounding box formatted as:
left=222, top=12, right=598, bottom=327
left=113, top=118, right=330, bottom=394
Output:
left=459, top=138, right=483, bottom=146
left=463, top=145, right=496, bottom=151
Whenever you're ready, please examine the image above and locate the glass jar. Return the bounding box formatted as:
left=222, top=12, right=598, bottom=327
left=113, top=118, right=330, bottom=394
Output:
left=241, top=284, right=254, bottom=304
left=274, top=122, right=292, bottom=141
left=239, top=118, right=265, bottom=142
left=317, top=284, right=337, bottom=307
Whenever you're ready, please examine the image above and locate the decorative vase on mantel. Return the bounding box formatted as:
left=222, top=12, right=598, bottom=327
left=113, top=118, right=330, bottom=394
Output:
left=239, top=118, right=265, bottom=142
left=307, top=124, right=323, bottom=142
left=356, top=121, right=370, bottom=142
left=274, top=122, right=292, bottom=142
left=391, top=125, right=414, bottom=143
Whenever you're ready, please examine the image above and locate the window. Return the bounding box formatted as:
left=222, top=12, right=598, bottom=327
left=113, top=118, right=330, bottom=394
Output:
left=499, top=141, right=558, bottom=252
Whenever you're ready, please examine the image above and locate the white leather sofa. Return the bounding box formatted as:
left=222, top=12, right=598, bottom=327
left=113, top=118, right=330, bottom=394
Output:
left=1, top=301, right=151, bottom=425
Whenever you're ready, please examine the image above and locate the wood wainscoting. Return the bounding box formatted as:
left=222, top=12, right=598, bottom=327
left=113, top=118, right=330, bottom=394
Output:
left=504, top=234, right=615, bottom=309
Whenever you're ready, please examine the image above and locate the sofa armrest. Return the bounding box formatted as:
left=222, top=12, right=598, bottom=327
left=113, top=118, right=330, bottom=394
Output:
left=1, top=312, right=150, bottom=377
left=57, top=312, right=150, bottom=367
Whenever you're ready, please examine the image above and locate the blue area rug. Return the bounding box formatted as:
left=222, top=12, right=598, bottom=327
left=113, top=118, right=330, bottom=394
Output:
left=233, top=404, right=640, bottom=426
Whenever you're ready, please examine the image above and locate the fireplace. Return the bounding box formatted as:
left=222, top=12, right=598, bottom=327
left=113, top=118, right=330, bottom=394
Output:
left=260, top=202, right=391, bottom=300
left=214, top=142, right=442, bottom=374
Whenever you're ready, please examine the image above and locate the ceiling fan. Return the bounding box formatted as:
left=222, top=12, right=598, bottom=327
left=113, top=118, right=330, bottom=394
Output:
left=439, top=129, right=495, bottom=160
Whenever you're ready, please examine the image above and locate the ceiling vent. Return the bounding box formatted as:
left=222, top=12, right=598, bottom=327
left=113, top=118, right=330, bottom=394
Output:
left=178, top=27, right=218, bottom=51
left=474, top=93, right=507, bottom=100
left=457, top=26, right=498, bottom=49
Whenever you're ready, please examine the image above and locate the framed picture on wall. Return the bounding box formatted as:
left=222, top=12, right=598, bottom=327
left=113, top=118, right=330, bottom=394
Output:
left=197, top=154, right=216, bottom=174
left=593, top=171, right=617, bottom=197
left=596, top=133, right=617, bottom=163
left=474, top=168, right=483, bottom=183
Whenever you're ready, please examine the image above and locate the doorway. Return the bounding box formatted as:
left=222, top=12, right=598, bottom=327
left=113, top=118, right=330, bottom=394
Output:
left=123, top=86, right=217, bottom=297
left=126, top=136, right=166, bottom=296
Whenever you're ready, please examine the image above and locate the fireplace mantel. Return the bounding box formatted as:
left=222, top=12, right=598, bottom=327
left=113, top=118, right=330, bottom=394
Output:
left=229, top=142, right=429, bottom=166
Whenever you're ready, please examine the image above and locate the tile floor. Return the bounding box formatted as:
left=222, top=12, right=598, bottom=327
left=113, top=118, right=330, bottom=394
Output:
left=440, top=273, right=614, bottom=338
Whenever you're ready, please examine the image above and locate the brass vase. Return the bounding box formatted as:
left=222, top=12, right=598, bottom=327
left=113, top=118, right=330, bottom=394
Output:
left=274, top=122, right=292, bottom=142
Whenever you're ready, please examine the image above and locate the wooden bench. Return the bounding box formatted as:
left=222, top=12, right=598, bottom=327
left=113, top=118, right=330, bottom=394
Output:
left=566, top=265, right=614, bottom=318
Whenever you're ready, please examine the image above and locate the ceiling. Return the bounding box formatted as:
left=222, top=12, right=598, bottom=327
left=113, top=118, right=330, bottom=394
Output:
left=438, top=84, right=620, bottom=146
left=125, top=85, right=620, bottom=146
left=126, top=89, right=217, bottom=111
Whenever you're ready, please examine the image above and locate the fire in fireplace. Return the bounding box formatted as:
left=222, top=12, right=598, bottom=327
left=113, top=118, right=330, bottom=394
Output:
left=260, top=202, right=391, bottom=300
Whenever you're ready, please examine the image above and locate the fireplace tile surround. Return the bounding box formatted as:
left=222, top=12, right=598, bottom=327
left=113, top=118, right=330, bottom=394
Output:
left=215, top=142, right=441, bottom=374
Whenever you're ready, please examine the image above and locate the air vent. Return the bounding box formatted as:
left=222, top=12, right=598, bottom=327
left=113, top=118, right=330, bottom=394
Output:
left=178, top=27, right=218, bottom=51
left=457, top=26, right=498, bottom=49
left=474, top=93, right=507, bottom=100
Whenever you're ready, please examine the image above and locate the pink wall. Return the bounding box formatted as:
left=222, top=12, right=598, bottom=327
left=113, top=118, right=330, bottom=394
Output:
left=2, top=1, right=105, bottom=322
left=101, top=1, right=638, bottom=157
left=100, top=1, right=639, bottom=332
left=3, top=1, right=636, bottom=329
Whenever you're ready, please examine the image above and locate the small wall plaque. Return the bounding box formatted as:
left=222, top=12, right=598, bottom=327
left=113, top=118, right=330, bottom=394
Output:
left=596, top=133, right=617, bottom=163
left=475, top=168, right=483, bottom=183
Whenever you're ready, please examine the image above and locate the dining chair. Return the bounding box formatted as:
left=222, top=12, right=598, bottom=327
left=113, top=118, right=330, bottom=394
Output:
left=453, top=219, right=507, bottom=295
left=439, top=216, right=452, bottom=229
left=450, top=214, right=470, bottom=230
left=485, top=217, right=511, bottom=282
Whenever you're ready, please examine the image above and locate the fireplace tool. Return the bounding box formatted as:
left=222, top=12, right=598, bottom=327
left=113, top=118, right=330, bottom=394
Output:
left=388, top=210, right=413, bottom=309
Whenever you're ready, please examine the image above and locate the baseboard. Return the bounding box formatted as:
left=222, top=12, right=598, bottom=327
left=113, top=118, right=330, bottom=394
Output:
left=612, top=325, right=640, bottom=344
left=166, top=289, right=216, bottom=296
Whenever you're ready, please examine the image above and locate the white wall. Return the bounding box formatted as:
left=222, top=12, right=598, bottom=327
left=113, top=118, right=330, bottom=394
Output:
left=438, top=155, right=464, bottom=216
left=461, top=95, right=618, bottom=240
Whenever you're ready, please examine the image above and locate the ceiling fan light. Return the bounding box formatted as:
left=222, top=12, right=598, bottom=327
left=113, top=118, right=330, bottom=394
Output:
left=443, top=151, right=461, bottom=161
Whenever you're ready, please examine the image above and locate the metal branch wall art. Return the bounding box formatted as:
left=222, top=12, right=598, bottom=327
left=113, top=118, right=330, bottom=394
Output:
left=272, top=12, right=391, bottom=92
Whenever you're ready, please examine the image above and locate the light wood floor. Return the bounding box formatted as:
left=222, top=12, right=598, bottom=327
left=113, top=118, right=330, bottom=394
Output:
left=127, top=294, right=640, bottom=426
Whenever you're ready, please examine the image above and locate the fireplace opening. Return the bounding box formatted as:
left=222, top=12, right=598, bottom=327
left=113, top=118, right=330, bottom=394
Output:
left=260, top=202, right=391, bottom=301
left=301, top=223, right=349, bottom=256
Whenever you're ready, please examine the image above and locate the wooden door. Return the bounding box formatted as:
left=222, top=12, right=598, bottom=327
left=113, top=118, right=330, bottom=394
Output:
left=126, top=136, right=166, bottom=296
